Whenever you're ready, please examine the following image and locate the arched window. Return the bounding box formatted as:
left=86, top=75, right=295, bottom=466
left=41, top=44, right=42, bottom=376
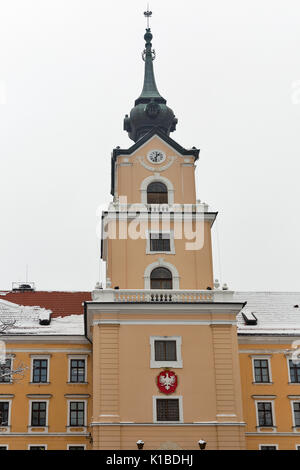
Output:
left=150, top=267, right=173, bottom=290
left=147, top=182, right=168, bottom=204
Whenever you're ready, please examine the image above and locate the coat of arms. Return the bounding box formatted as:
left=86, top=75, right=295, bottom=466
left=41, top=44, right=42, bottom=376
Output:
left=157, top=370, right=178, bottom=394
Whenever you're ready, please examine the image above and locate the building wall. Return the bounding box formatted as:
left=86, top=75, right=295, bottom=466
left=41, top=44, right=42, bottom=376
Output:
left=0, top=341, right=92, bottom=450
left=239, top=339, right=300, bottom=450
left=89, top=306, right=246, bottom=450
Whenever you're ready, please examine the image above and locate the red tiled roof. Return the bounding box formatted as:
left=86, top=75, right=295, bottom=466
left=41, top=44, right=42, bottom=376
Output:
left=0, top=291, right=91, bottom=318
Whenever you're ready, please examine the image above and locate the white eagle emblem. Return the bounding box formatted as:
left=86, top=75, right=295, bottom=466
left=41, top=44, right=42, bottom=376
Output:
left=159, top=372, right=176, bottom=391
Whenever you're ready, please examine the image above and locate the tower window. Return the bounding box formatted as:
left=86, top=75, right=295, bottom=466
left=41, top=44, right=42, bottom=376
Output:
left=156, top=399, right=180, bottom=421
left=150, top=233, right=170, bottom=252
left=147, top=182, right=168, bottom=204
left=155, top=340, right=177, bottom=361
left=150, top=267, right=172, bottom=289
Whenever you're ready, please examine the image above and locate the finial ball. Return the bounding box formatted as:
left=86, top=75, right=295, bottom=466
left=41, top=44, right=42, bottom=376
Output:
left=144, top=30, right=153, bottom=43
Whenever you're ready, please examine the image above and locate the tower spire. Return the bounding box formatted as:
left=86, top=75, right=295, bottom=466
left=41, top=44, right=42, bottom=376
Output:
left=135, top=17, right=166, bottom=106
left=123, top=9, right=178, bottom=142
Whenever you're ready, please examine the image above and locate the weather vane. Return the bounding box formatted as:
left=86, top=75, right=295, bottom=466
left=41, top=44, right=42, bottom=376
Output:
left=144, top=4, right=152, bottom=29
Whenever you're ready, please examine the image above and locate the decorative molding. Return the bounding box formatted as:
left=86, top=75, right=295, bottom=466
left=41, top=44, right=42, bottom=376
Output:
left=90, top=421, right=246, bottom=427
left=137, top=155, right=176, bottom=172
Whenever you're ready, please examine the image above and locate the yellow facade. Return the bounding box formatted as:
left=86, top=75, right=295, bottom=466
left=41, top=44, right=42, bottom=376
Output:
left=239, top=341, right=300, bottom=450
left=0, top=340, right=92, bottom=450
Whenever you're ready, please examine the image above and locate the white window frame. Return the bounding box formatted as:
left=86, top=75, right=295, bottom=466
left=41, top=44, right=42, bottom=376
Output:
left=259, top=444, right=278, bottom=450
left=290, top=400, right=300, bottom=429
left=296, top=444, right=300, bottom=450
left=68, top=356, right=88, bottom=384
left=255, top=399, right=276, bottom=431
left=251, top=356, right=272, bottom=384
left=28, top=400, right=49, bottom=431
left=28, top=444, right=48, bottom=450
left=153, top=396, right=183, bottom=424
left=0, top=399, right=12, bottom=429
left=67, top=444, right=86, bottom=450
left=67, top=400, right=87, bottom=430
left=146, top=230, right=175, bottom=255
left=150, top=336, right=182, bottom=368
left=144, top=259, right=180, bottom=289
left=140, top=175, right=174, bottom=205
left=0, top=445, right=8, bottom=450
left=287, top=357, right=300, bottom=384
left=30, top=355, right=50, bottom=384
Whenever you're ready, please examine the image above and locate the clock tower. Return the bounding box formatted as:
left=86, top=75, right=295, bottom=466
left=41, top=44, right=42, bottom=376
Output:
left=86, top=12, right=246, bottom=450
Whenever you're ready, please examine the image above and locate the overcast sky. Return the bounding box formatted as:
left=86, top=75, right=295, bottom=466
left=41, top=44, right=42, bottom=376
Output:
left=0, top=0, right=299, bottom=292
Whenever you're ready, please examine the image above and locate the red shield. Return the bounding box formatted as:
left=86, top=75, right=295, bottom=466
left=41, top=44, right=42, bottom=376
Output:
left=157, top=370, right=178, bottom=394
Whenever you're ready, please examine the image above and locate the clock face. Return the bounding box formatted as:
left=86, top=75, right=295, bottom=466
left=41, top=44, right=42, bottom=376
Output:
left=147, top=150, right=166, bottom=164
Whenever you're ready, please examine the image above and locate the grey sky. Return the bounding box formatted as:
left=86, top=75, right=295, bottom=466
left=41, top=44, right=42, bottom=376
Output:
left=0, top=0, right=299, bottom=292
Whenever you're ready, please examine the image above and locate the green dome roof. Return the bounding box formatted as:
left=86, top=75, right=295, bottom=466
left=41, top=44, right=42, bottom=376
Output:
left=124, top=28, right=178, bottom=142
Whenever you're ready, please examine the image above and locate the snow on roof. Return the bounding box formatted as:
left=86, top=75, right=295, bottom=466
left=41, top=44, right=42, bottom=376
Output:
left=235, top=292, right=300, bottom=335
left=1, top=291, right=300, bottom=337
left=0, top=299, right=83, bottom=335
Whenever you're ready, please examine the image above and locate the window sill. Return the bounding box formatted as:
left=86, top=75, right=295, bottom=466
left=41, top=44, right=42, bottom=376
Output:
left=153, top=421, right=183, bottom=424
left=66, top=426, right=87, bottom=433
left=150, top=361, right=182, bottom=369
left=0, top=425, right=10, bottom=433
left=67, top=382, right=89, bottom=385
left=28, top=426, right=48, bottom=433
left=252, top=382, right=273, bottom=385
left=147, top=251, right=174, bottom=255
left=288, top=382, right=300, bottom=385
left=256, top=426, right=277, bottom=432
left=29, top=382, right=50, bottom=385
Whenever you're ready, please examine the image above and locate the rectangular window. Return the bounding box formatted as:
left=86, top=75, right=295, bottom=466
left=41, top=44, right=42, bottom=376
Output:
left=68, top=446, right=85, bottom=450
left=150, top=233, right=170, bottom=252
left=289, top=360, right=300, bottom=383
left=69, top=402, right=85, bottom=427
left=0, top=403, right=9, bottom=426
left=156, top=399, right=179, bottom=422
left=155, top=340, right=177, bottom=361
left=150, top=336, right=182, bottom=368
left=0, top=359, right=12, bottom=383
left=293, top=403, right=300, bottom=427
left=0, top=446, right=8, bottom=450
left=32, top=359, right=48, bottom=383
left=70, top=359, right=86, bottom=383
left=254, top=359, right=270, bottom=383
left=31, top=402, right=47, bottom=427
left=257, top=402, right=273, bottom=427
left=29, top=446, right=46, bottom=450
left=260, top=445, right=277, bottom=450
